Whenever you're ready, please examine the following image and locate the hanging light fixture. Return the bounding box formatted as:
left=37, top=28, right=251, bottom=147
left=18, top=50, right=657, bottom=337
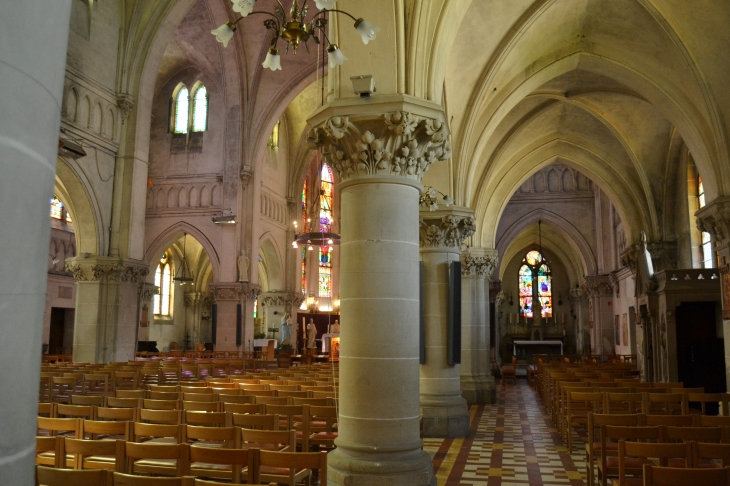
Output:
left=293, top=150, right=341, bottom=249
left=173, top=232, right=194, bottom=285
left=419, top=186, right=454, bottom=211
left=211, top=0, right=379, bottom=72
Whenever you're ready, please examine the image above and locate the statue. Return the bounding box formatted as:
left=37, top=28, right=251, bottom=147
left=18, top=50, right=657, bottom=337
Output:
left=237, top=249, right=250, bottom=282
left=306, top=319, right=317, bottom=349
left=280, top=312, right=292, bottom=347
left=332, top=319, right=340, bottom=333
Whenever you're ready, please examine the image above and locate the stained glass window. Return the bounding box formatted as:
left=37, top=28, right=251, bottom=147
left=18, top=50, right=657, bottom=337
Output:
left=174, top=86, right=189, bottom=134
left=301, top=180, right=307, bottom=229
left=253, top=297, right=258, bottom=319
left=269, top=120, right=280, bottom=148
left=518, top=251, right=552, bottom=318
left=301, top=247, right=307, bottom=295
left=50, top=195, right=72, bottom=225
left=154, top=252, right=172, bottom=316
left=699, top=177, right=714, bottom=268
left=301, top=180, right=307, bottom=294
left=192, top=85, right=208, bottom=132
left=318, top=164, right=334, bottom=297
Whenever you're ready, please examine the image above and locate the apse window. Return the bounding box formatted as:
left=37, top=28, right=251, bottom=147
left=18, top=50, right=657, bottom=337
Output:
left=698, top=177, right=713, bottom=268
left=191, top=85, right=208, bottom=132
left=518, top=250, right=552, bottom=319
left=154, top=252, right=173, bottom=317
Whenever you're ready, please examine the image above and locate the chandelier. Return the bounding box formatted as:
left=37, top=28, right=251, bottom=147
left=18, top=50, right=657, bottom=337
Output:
left=173, top=232, right=194, bottom=285
left=211, top=0, right=379, bottom=71
left=292, top=155, right=340, bottom=250
left=419, top=186, right=454, bottom=211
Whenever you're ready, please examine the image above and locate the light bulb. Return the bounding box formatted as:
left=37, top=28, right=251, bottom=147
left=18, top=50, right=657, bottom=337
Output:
left=327, top=44, right=348, bottom=68
left=231, top=0, right=256, bottom=17
left=354, top=19, right=380, bottom=45
left=327, top=238, right=334, bottom=244
left=292, top=241, right=298, bottom=248
left=314, top=0, right=336, bottom=9
left=308, top=245, right=314, bottom=251
left=262, top=48, right=282, bottom=71
left=211, top=22, right=236, bottom=48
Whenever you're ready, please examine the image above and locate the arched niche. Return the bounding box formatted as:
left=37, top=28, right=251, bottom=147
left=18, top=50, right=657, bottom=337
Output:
left=258, top=237, right=283, bottom=292
left=54, top=157, right=102, bottom=256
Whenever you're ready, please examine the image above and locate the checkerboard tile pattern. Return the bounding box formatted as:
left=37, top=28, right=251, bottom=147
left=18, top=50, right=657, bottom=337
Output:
left=426, top=381, right=588, bottom=485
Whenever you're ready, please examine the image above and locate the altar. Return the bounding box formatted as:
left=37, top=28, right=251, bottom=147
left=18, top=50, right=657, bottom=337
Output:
left=253, top=339, right=277, bottom=349
left=513, top=340, right=563, bottom=361
left=321, top=333, right=340, bottom=353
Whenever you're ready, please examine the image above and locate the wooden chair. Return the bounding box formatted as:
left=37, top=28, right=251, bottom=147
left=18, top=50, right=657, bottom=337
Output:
left=140, top=409, right=183, bottom=425
left=184, top=425, right=238, bottom=448
left=585, top=413, right=642, bottom=486
left=232, top=413, right=280, bottom=431
left=61, top=437, right=125, bottom=470
left=111, top=472, right=194, bottom=485
left=189, top=446, right=258, bottom=483
left=144, top=399, right=181, bottom=411
left=604, top=392, right=644, bottom=414
left=614, top=440, right=692, bottom=486
left=501, top=356, right=517, bottom=385
left=123, top=442, right=191, bottom=477
left=50, top=376, right=80, bottom=403
left=566, top=391, right=604, bottom=453
left=107, top=397, right=141, bottom=409
left=36, top=465, right=109, bottom=486
left=240, top=429, right=296, bottom=452
left=82, top=419, right=132, bottom=441
left=257, top=450, right=327, bottom=486
left=194, top=481, right=276, bottom=486
left=182, top=401, right=221, bottom=413
left=133, top=422, right=184, bottom=443
left=116, top=390, right=146, bottom=399
left=303, top=405, right=338, bottom=452
left=693, top=442, right=730, bottom=468
left=644, top=415, right=694, bottom=427
left=184, top=411, right=227, bottom=427
left=686, top=393, right=726, bottom=416
left=57, top=403, right=97, bottom=420
left=37, top=416, right=82, bottom=439
left=223, top=403, right=263, bottom=415
left=599, top=425, right=662, bottom=486
left=36, top=436, right=63, bottom=468
left=643, top=393, right=687, bottom=415
left=39, top=402, right=56, bottom=418
left=219, top=395, right=253, bottom=405
left=97, top=407, right=138, bottom=423
left=72, top=395, right=106, bottom=407
left=264, top=404, right=304, bottom=432
left=254, top=396, right=290, bottom=406
left=642, top=465, right=730, bottom=486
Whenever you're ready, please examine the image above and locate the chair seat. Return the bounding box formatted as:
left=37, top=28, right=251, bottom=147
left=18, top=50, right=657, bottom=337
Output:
left=604, top=457, right=651, bottom=469
left=311, top=432, right=338, bottom=440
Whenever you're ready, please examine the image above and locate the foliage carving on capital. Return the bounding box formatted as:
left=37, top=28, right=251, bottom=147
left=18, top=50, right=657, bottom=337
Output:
left=420, top=214, right=476, bottom=249
left=209, top=282, right=262, bottom=302
left=307, top=111, right=451, bottom=182
left=696, top=198, right=730, bottom=247
left=260, top=292, right=305, bottom=308
left=582, top=275, right=614, bottom=297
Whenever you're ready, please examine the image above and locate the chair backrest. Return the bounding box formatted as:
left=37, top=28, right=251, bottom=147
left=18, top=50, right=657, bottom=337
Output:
left=644, top=414, right=694, bottom=427
left=107, top=397, right=141, bottom=409
left=144, top=399, right=181, bottom=410
left=72, top=395, right=106, bottom=407
left=232, top=413, right=280, bottom=431
left=183, top=411, right=227, bottom=427
left=218, top=394, right=251, bottom=404
left=116, top=389, right=146, bottom=399
left=133, top=422, right=183, bottom=442
left=240, top=428, right=295, bottom=450
left=124, top=442, right=191, bottom=476
left=140, top=409, right=182, bottom=425
left=620, top=440, right=692, bottom=469
left=694, top=442, right=730, bottom=468
left=37, top=417, right=82, bottom=438
left=665, top=426, right=723, bottom=443
left=112, top=471, right=193, bottom=485
left=189, top=446, right=257, bottom=483
left=254, top=396, right=290, bottom=406
left=97, top=407, right=138, bottom=422
left=699, top=415, right=730, bottom=427
left=36, top=465, right=108, bottom=486
left=605, top=392, right=644, bottom=414
left=185, top=425, right=238, bottom=447
left=644, top=393, right=687, bottom=415
left=149, top=391, right=181, bottom=401
left=223, top=402, right=263, bottom=414
left=182, top=401, right=221, bottom=412
left=82, top=419, right=132, bottom=440
left=643, top=465, right=730, bottom=486
left=258, top=450, right=327, bottom=485
left=264, top=404, right=303, bottom=430
left=57, top=404, right=97, bottom=420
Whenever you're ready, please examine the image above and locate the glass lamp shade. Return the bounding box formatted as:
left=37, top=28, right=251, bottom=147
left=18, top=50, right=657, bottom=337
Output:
left=231, top=0, right=256, bottom=16
left=327, top=45, right=348, bottom=68
left=211, top=23, right=236, bottom=48
left=314, top=0, right=336, bottom=9
left=354, top=19, right=380, bottom=44
left=262, top=48, right=282, bottom=71
left=443, top=195, right=454, bottom=206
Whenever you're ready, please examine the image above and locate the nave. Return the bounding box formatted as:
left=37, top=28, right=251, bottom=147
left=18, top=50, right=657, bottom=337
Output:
left=428, top=382, right=586, bottom=486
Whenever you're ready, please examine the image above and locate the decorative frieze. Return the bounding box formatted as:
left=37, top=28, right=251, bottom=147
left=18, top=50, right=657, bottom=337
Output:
left=62, top=70, right=122, bottom=150
left=208, top=282, right=261, bottom=301
left=260, top=190, right=288, bottom=227
left=259, top=291, right=305, bottom=308
left=146, top=175, right=222, bottom=214
left=582, top=275, right=614, bottom=297
left=419, top=208, right=476, bottom=250
left=307, top=109, right=451, bottom=183
left=65, top=256, right=149, bottom=283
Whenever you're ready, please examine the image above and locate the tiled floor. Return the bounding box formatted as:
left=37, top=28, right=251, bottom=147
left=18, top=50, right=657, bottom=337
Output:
left=425, top=381, right=587, bottom=485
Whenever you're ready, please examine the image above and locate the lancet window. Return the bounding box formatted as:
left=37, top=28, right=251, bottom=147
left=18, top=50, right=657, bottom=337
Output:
left=699, top=177, right=714, bottom=268
left=154, top=252, right=173, bottom=316
left=518, top=250, right=552, bottom=318
left=318, top=164, right=334, bottom=298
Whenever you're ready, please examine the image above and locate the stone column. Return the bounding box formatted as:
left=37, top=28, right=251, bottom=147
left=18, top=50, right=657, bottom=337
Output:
left=0, top=2, right=72, bottom=482
left=308, top=96, right=451, bottom=485
left=65, top=257, right=149, bottom=362
left=136, top=283, right=158, bottom=344
left=583, top=275, right=614, bottom=355
left=460, top=250, right=497, bottom=405
left=184, top=292, right=202, bottom=349
left=419, top=207, right=474, bottom=437
left=208, top=283, right=261, bottom=353
left=697, top=198, right=730, bottom=389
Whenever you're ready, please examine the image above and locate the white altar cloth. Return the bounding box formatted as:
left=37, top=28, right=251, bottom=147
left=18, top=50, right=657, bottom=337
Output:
left=254, top=339, right=277, bottom=348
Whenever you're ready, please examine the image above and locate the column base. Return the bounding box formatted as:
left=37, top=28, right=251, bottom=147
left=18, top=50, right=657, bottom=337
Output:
left=461, top=375, right=497, bottom=405
left=420, top=397, right=470, bottom=438
left=328, top=447, right=435, bottom=486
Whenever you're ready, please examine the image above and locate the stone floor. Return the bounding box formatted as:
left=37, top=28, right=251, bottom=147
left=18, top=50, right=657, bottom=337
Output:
left=425, top=381, right=587, bottom=485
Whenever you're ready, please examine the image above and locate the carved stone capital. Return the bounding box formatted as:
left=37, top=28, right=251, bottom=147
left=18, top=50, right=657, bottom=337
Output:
left=568, top=288, right=588, bottom=304
left=240, top=164, right=253, bottom=185
left=208, top=282, right=262, bottom=302
left=461, top=247, right=498, bottom=277
left=419, top=206, right=475, bottom=250
left=116, top=93, right=134, bottom=120
left=259, top=291, right=305, bottom=308
left=307, top=95, right=451, bottom=184
left=184, top=292, right=202, bottom=307
left=696, top=197, right=730, bottom=248
left=582, top=275, right=614, bottom=298
left=65, top=256, right=149, bottom=283
left=621, top=240, right=678, bottom=274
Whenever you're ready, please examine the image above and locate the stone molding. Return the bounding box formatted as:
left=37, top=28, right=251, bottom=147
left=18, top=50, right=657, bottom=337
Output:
left=208, top=282, right=261, bottom=301
left=696, top=197, right=730, bottom=248
left=184, top=291, right=202, bottom=307
left=259, top=291, right=305, bottom=308
left=419, top=206, right=476, bottom=250
left=65, top=256, right=149, bottom=283
left=307, top=100, right=451, bottom=183
left=582, top=275, right=613, bottom=297
left=621, top=240, right=678, bottom=274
